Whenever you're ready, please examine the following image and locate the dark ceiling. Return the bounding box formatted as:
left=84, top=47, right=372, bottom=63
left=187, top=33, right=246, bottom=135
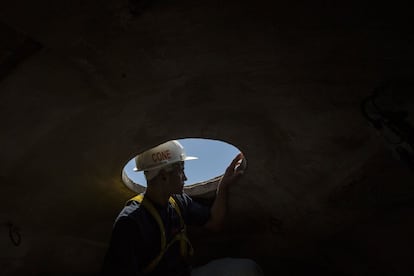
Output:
left=1, top=1, right=414, bottom=275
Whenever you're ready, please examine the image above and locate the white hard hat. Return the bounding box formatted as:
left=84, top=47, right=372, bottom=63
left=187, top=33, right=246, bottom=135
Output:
left=133, top=140, right=197, bottom=172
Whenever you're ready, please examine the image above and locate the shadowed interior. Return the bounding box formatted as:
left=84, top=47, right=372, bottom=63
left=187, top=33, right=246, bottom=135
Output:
left=1, top=1, right=414, bottom=275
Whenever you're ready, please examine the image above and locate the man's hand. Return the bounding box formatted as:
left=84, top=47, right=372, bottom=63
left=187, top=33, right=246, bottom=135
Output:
left=219, top=153, right=245, bottom=190
left=205, top=153, right=246, bottom=232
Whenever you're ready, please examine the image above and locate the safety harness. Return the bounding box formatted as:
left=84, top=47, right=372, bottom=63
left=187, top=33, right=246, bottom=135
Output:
left=128, top=194, right=194, bottom=274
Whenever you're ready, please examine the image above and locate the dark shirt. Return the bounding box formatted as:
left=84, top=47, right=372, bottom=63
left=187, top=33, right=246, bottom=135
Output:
left=102, top=193, right=210, bottom=276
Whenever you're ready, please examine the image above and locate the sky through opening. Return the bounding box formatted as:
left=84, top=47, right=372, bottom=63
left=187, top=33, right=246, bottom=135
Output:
left=123, top=138, right=242, bottom=187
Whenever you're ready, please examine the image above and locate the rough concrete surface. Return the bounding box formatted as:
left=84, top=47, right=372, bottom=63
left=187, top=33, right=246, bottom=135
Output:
left=1, top=0, right=414, bottom=275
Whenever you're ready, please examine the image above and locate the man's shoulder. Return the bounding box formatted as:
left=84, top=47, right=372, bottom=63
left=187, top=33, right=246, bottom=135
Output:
left=115, top=200, right=146, bottom=225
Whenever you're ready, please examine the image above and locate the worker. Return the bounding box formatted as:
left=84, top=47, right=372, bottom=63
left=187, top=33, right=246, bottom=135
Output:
left=101, top=140, right=263, bottom=276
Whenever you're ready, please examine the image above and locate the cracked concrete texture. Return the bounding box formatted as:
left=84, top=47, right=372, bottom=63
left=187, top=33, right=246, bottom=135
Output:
left=1, top=0, right=414, bottom=275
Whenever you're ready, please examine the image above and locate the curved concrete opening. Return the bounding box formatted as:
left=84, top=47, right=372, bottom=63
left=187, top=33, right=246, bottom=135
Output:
left=1, top=1, right=414, bottom=275
left=122, top=138, right=245, bottom=197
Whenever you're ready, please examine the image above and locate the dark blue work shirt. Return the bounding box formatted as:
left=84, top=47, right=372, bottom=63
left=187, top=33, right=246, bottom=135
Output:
left=102, top=193, right=210, bottom=276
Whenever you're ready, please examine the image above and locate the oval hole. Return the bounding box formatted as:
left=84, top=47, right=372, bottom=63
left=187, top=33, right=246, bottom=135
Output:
left=122, top=138, right=244, bottom=193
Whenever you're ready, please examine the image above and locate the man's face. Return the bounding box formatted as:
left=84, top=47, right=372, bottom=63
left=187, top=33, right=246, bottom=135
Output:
left=167, top=162, right=187, bottom=194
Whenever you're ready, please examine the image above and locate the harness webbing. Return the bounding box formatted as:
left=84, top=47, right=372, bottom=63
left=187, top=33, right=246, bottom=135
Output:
left=128, top=194, right=194, bottom=274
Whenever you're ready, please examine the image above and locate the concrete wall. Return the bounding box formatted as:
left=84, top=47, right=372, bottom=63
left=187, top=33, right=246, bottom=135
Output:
left=1, top=1, right=414, bottom=275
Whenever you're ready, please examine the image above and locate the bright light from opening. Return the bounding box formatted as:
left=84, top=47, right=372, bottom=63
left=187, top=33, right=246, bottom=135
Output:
left=122, top=138, right=242, bottom=189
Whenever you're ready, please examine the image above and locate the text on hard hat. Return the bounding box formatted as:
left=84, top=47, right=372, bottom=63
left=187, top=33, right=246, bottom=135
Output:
left=152, top=150, right=171, bottom=163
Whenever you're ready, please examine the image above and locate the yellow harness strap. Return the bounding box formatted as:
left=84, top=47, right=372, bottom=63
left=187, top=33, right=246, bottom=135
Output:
left=129, top=194, right=194, bottom=274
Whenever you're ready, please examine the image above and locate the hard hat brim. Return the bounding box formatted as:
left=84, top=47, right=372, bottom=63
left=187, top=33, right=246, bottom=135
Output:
left=133, top=156, right=198, bottom=172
